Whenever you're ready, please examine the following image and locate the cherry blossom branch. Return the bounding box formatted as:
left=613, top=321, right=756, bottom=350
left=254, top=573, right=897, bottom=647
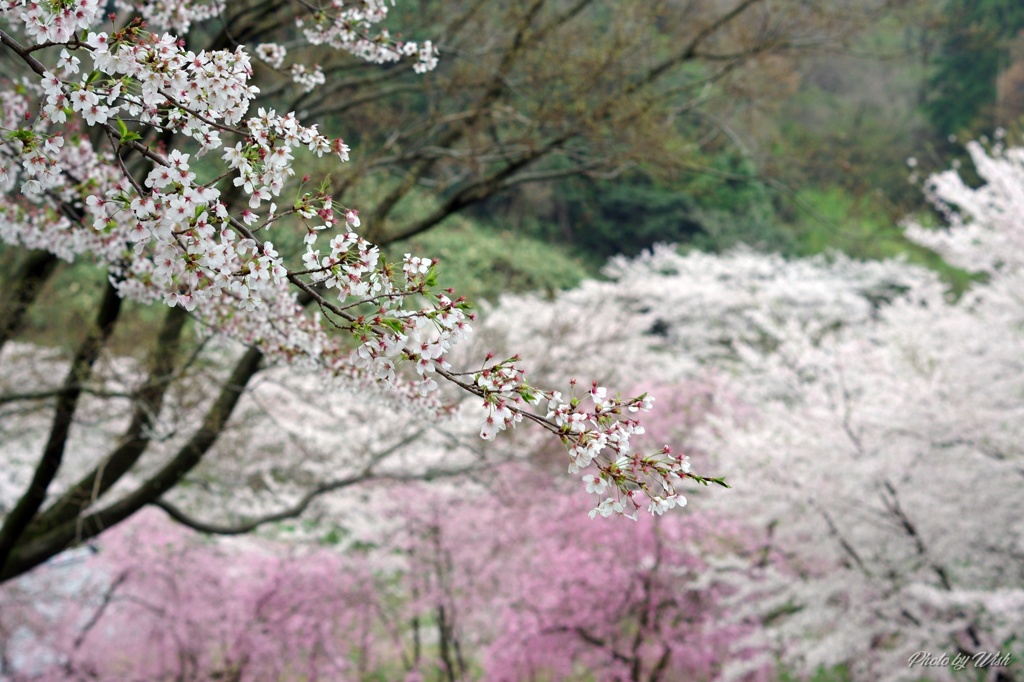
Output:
left=153, top=460, right=496, bottom=536
left=0, top=0, right=728, bottom=564
left=879, top=481, right=953, bottom=591
left=811, top=497, right=871, bottom=576
left=157, top=88, right=248, bottom=138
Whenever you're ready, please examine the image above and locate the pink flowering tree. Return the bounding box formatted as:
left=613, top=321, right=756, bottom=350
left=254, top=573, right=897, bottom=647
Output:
left=0, top=509, right=404, bottom=681
left=0, top=463, right=770, bottom=681
left=468, top=476, right=770, bottom=682
left=0, top=0, right=755, bottom=583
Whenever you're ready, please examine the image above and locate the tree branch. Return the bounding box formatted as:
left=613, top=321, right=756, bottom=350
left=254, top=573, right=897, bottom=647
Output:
left=880, top=480, right=952, bottom=591
left=28, top=305, right=190, bottom=537
left=384, top=131, right=573, bottom=244
left=151, top=431, right=501, bottom=537
left=811, top=497, right=871, bottom=576
left=0, top=279, right=122, bottom=575
left=637, top=0, right=764, bottom=91
left=0, top=250, right=59, bottom=356
left=0, top=386, right=135, bottom=405
left=362, top=0, right=548, bottom=242
left=0, top=345, right=262, bottom=581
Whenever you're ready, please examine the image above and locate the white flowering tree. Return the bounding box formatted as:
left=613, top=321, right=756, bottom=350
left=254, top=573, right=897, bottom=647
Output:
left=3, top=0, right=827, bottom=584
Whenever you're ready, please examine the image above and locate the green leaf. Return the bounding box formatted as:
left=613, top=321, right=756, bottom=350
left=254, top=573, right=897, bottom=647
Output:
left=380, top=318, right=404, bottom=335
left=6, top=128, right=35, bottom=145
left=115, top=117, right=141, bottom=144
left=689, top=474, right=731, bottom=489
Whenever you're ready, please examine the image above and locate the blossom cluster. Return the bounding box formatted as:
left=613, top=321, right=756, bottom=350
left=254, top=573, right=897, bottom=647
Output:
left=112, top=0, right=224, bottom=34
left=467, top=356, right=720, bottom=519
left=549, top=384, right=691, bottom=519
left=9, top=0, right=104, bottom=44
left=296, top=1, right=439, bottom=74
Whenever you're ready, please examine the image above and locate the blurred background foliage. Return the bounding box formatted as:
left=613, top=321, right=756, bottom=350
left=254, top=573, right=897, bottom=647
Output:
left=375, top=0, right=1022, bottom=300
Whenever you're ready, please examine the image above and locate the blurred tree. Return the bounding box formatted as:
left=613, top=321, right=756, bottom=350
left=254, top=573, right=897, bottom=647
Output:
left=322, top=0, right=909, bottom=245
left=925, top=0, right=1024, bottom=137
